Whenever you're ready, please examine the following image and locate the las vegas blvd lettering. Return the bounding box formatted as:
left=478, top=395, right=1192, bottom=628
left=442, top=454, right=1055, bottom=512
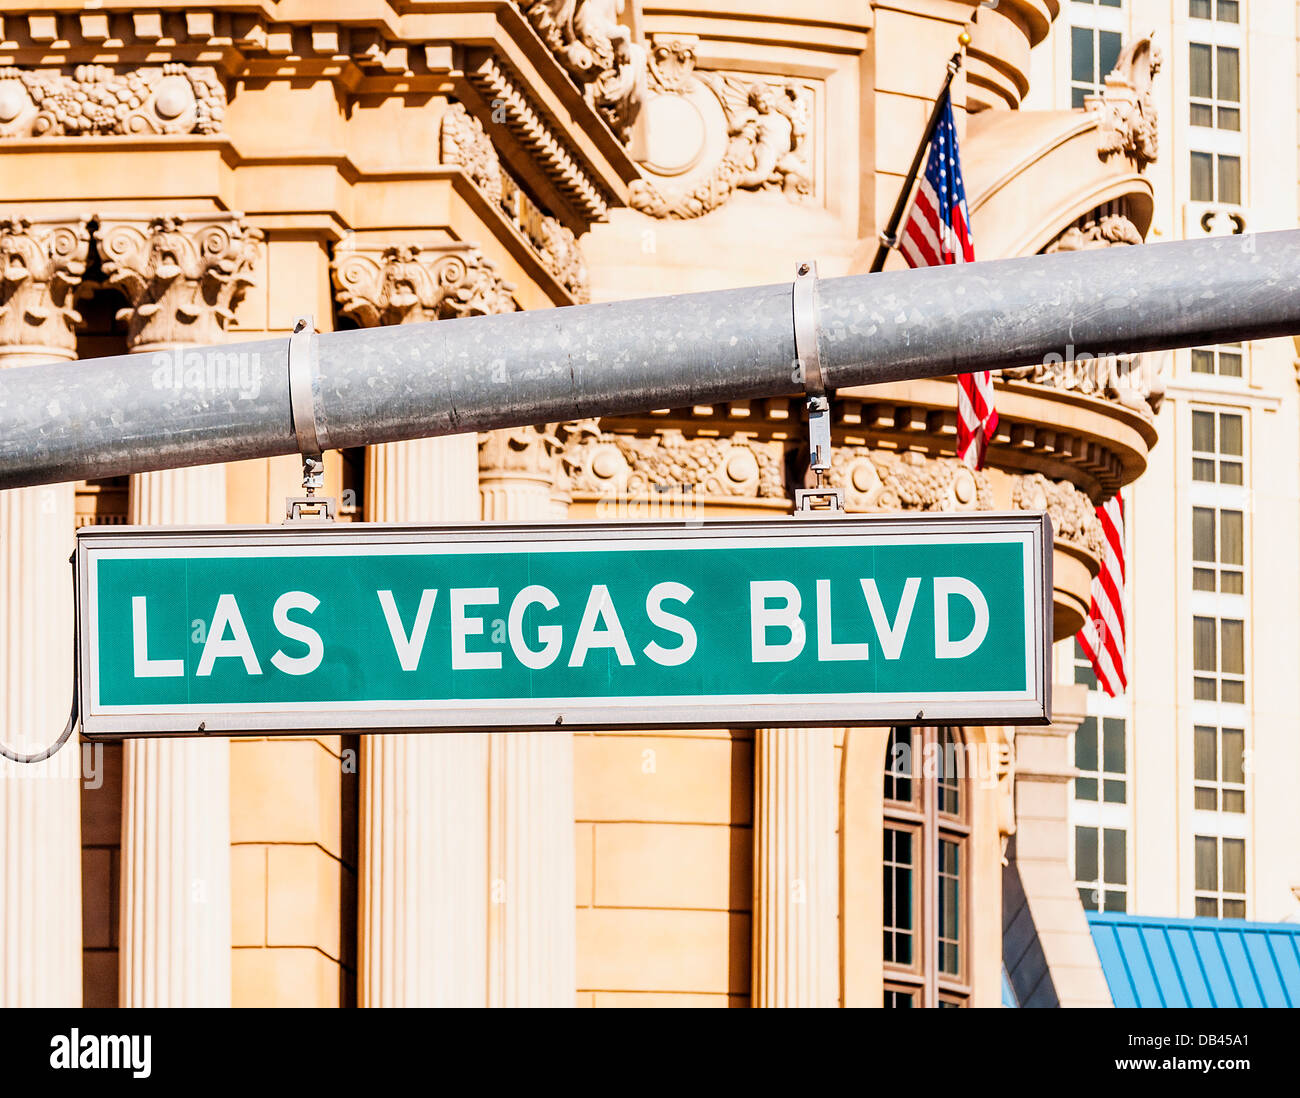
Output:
left=77, top=516, right=1051, bottom=733
left=131, top=574, right=991, bottom=680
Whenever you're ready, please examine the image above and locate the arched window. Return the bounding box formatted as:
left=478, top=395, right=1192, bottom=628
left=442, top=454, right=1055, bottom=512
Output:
left=883, top=726, right=972, bottom=1007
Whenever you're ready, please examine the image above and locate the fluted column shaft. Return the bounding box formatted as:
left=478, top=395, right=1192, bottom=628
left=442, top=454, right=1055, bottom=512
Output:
left=479, top=427, right=576, bottom=1007
left=120, top=460, right=232, bottom=1007
left=752, top=727, right=838, bottom=1007
left=360, top=434, right=488, bottom=1006
left=0, top=430, right=81, bottom=1006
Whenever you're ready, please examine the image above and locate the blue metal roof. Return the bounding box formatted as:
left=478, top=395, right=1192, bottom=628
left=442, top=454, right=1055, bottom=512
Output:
left=1002, top=965, right=1018, bottom=1008
left=1087, top=911, right=1300, bottom=1007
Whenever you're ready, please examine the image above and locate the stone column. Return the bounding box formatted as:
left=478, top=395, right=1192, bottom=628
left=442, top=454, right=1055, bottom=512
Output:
left=332, top=241, right=515, bottom=1005
left=752, top=727, right=838, bottom=1007
left=478, top=426, right=576, bottom=1006
left=0, top=217, right=90, bottom=1006
left=98, top=214, right=262, bottom=1006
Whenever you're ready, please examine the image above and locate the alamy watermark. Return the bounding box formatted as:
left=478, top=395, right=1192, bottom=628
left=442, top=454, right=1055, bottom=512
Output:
left=151, top=347, right=262, bottom=400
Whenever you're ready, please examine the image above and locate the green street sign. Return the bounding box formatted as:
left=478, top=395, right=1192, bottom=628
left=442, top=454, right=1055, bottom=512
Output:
left=75, top=514, right=1052, bottom=736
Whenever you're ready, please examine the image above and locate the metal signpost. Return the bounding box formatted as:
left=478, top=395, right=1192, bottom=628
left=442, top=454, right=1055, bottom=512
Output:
left=75, top=513, right=1052, bottom=737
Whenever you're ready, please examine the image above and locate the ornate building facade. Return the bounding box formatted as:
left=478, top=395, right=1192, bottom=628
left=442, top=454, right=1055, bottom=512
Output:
left=0, top=1, right=1171, bottom=1007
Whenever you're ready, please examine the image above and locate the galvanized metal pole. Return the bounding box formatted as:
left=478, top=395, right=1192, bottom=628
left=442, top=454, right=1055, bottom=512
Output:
left=1, top=230, right=1298, bottom=490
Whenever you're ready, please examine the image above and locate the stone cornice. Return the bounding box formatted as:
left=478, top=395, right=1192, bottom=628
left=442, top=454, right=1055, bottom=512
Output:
left=0, top=6, right=638, bottom=223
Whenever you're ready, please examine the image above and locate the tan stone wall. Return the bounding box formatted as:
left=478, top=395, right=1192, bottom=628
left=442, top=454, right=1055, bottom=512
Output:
left=574, top=728, right=753, bottom=1005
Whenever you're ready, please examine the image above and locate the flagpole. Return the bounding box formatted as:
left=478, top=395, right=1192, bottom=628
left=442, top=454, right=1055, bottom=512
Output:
left=868, top=35, right=970, bottom=274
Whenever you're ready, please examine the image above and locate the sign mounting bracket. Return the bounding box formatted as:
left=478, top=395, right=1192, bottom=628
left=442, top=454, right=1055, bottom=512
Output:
left=792, top=260, right=843, bottom=514
left=285, top=314, right=337, bottom=522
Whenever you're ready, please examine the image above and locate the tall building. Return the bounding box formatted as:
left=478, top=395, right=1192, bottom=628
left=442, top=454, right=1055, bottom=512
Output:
left=0, top=0, right=1286, bottom=1009
left=1027, top=0, right=1300, bottom=932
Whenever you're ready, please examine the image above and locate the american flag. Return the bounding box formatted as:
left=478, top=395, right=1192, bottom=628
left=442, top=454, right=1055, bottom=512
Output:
left=898, top=92, right=997, bottom=469
left=1077, top=495, right=1127, bottom=697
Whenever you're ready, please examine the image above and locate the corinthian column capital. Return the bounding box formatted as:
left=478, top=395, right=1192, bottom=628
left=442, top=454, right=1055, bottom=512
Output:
left=0, top=216, right=90, bottom=362
left=94, top=213, right=262, bottom=350
left=330, top=240, right=517, bottom=327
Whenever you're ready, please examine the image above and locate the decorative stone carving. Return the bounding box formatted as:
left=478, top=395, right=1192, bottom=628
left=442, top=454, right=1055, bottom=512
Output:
left=562, top=426, right=786, bottom=500
left=95, top=215, right=262, bottom=349
left=0, top=64, right=224, bottom=139
left=331, top=242, right=517, bottom=327
left=517, top=0, right=647, bottom=141
left=0, top=217, right=89, bottom=356
left=1046, top=214, right=1143, bottom=252
left=828, top=448, right=992, bottom=514
left=1087, top=36, right=1161, bottom=167
left=439, top=103, right=592, bottom=304
left=1011, top=474, right=1104, bottom=556
left=478, top=424, right=565, bottom=486
left=630, top=41, right=813, bottom=219
left=439, top=102, right=504, bottom=205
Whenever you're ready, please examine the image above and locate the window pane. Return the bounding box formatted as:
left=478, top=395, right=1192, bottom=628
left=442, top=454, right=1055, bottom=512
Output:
left=1071, top=86, right=1090, bottom=109
left=1192, top=409, right=1215, bottom=452
left=1217, top=106, right=1240, bottom=132
left=885, top=727, right=914, bottom=803
left=1221, top=619, right=1244, bottom=676
left=1076, top=826, right=1099, bottom=882
left=1189, top=43, right=1213, bottom=98
left=1223, top=898, right=1246, bottom=918
left=1098, top=32, right=1122, bottom=79
left=884, top=988, right=915, bottom=1008
left=1195, top=786, right=1218, bottom=810
left=1222, top=838, right=1245, bottom=893
left=1190, top=102, right=1214, bottom=127
left=1075, top=777, right=1098, bottom=801
left=1195, top=677, right=1218, bottom=701
left=1223, top=789, right=1246, bottom=813
left=937, top=727, right=960, bottom=817
left=1194, top=617, right=1217, bottom=672
left=1190, top=152, right=1215, bottom=201
left=883, top=827, right=914, bottom=965
left=1219, top=414, right=1243, bottom=456
left=1079, top=886, right=1099, bottom=911
left=1195, top=835, right=1218, bottom=891
left=1072, top=27, right=1095, bottom=84
left=1103, top=778, right=1126, bottom=804
left=1103, top=828, right=1126, bottom=885
left=1217, top=47, right=1240, bottom=101
left=1218, top=155, right=1242, bottom=205
left=1222, top=728, right=1245, bottom=784
left=1102, top=718, right=1125, bottom=774
left=1222, top=679, right=1245, bottom=704
left=1196, top=896, right=1219, bottom=917
left=1075, top=716, right=1098, bottom=771
left=1193, top=507, right=1215, bottom=563
left=1220, top=460, right=1244, bottom=486
left=938, top=839, right=960, bottom=977
left=1191, top=349, right=1215, bottom=374
left=1104, top=890, right=1127, bottom=912
left=1194, top=725, right=1218, bottom=781
left=1191, top=0, right=1211, bottom=16
left=1219, top=350, right=1242, bottom=377
left=1220, top=510, right=1243, bottom=566
left=1194, top=567, right=1217, bottom=591
left=1221, top=571, right=1244, bottom=594
left=1217, top=0, right=1239, bottom=22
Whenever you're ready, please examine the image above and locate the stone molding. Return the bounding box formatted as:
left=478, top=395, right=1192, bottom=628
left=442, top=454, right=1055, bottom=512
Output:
left=331, top=241, right=518, bottom=327
left=0, top=63, right=223, bottom=139
left=94, top=214, right=262, bottom=349
left=462, top=55, right=614, bottom=222
left=827, top=447, right=993, bottom=514
left=562, top=426, right=786, bottom=502
left=0, top=216, right=90, bottom=356
left=439, top=102, right=592, bottom=304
